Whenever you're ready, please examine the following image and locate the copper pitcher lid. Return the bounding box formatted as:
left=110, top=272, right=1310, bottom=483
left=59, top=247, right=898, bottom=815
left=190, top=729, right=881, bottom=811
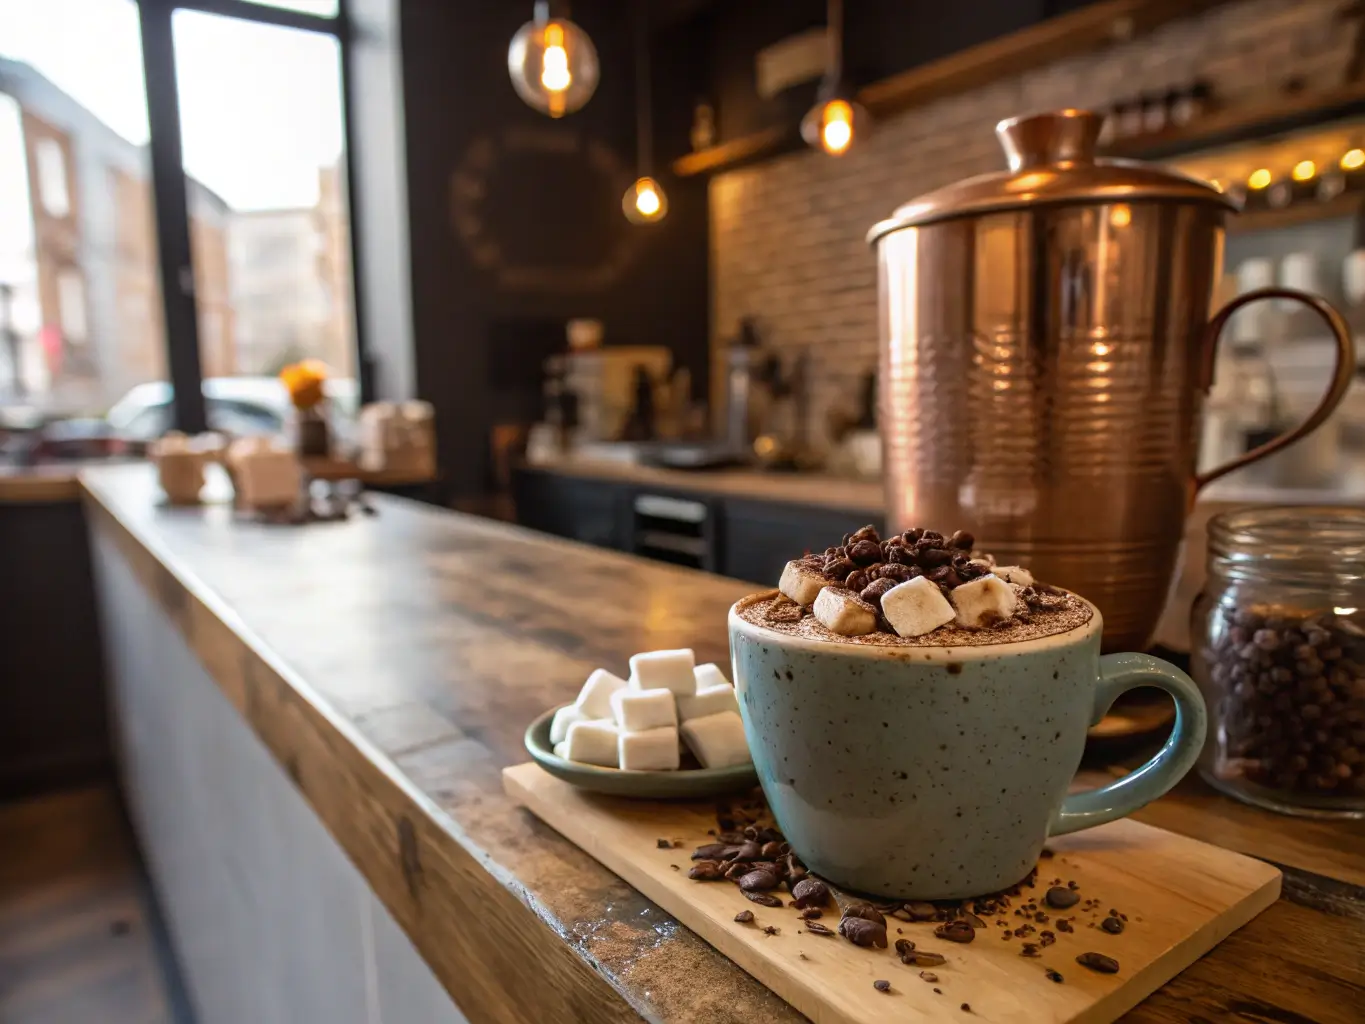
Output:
left=867, top=109, right=1237, bottom=243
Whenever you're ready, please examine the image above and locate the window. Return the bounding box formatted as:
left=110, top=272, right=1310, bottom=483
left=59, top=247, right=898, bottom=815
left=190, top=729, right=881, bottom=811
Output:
left=34, top=137, right=70, bottom=217
left=0, top=0, right=363, bottom=429
left=0, top=0, right=163, bottom=411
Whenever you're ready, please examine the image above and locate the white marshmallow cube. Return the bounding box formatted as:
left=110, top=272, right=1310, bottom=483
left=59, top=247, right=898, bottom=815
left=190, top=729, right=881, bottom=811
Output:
left=694, top=662, right=731, bottom=690
left=619, top=725, right=681, bottom=771
left=778, top=560, right=827, bottom=606
left=553, top=741, right=569, bottom=759
left=681, top=711, right=752, bottom=769
left=550, top=705, right=587, bottom=744
left=881, top=576, right=956, bottom=637
left=813, top=587, right=878, bottom=636
left=995, top=565, right=1034, bottom=587
left=575, top=668, right=628, bottom=719
left=611, top=686, right=678, bottom=732
left=565, top=719, right=620, bottom=767
left=951, top=573, right=1018, bottom=629
left=678, top=682, right=739, bottom=721
left=629, top=649, right=696, bottom=696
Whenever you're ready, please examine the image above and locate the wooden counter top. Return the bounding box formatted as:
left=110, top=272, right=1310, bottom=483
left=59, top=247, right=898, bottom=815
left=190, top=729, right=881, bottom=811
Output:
left=80, top=464, right=1365, bottom=1024
left=522, top=458, right=885, bottom=514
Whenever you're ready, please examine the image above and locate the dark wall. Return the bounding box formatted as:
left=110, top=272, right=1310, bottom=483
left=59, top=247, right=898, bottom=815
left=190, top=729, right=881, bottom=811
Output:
left=694, top=0, right=1097, bottom=145
left=399, top=0, right=709, bottom=498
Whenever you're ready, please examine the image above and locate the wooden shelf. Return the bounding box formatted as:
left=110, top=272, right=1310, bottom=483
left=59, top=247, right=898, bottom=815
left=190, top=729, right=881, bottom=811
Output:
left=673, top=0, right=1230, bottom=178
left=1229, top=191, right=1364, bottom=235
left=1106, top=80, right=1365, bottom=162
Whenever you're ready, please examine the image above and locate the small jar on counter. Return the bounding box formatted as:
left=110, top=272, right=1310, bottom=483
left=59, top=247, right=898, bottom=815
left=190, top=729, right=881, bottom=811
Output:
left=1192, top=507, right=1365, bottom=818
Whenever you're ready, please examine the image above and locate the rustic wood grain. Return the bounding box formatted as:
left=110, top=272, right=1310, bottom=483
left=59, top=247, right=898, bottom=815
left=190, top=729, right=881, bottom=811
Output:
left=0, top=787, right=174, bottom=1024
left=505, top=763, right=1282, bottom=1024
left=78, top=464, right=1365, bottom=1024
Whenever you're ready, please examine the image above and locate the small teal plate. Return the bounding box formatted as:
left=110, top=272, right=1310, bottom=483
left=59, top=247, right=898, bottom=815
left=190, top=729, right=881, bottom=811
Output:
left=524, top=704, right=759, bottom=799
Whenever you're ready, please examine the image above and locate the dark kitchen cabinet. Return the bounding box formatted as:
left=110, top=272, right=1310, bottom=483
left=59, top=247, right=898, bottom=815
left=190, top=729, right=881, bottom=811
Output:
left=511, top=466, right=880, bottom=586
left=511, top=468, right=632, bottom=552
left=720, top=499, right=884, bottom=586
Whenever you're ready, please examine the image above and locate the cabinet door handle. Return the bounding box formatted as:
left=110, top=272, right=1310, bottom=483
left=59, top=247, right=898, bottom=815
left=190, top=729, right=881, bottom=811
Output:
left=634, top=494, right=707, bottom=523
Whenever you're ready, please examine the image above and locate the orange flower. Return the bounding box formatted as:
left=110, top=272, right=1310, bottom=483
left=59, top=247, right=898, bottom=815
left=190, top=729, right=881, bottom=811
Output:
left=280, top=360, right=329, bottom=410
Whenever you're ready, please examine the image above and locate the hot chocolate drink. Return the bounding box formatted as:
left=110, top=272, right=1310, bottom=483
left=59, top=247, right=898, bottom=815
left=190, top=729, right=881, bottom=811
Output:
left=742, top=524, right=1092, bottom=648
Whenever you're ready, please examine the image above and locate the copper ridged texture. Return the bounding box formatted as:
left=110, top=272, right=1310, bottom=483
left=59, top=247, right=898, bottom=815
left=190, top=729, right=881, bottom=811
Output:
left=877, top=201, right=1224, bottom=651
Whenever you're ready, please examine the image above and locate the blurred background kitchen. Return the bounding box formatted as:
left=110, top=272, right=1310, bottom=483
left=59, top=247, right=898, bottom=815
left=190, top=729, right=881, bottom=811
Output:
left=4, top=0, right=1365, bottom=1016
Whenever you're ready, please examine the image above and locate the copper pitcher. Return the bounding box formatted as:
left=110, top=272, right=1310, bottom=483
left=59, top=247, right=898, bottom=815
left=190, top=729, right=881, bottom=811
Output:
left=868, top=109, right=1355, bottom=651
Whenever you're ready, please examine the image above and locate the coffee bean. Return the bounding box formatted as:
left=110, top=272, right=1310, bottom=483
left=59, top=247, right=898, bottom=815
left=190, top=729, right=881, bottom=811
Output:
left=733, top=841, right=763, bottom=861
left=691, top=843, right=730, bottom=860
left=964, top=913, right=986, bottom=929
left=688, top=860, right=725, bottom=881
left=873, top=562, right=915, bottom=583
left=1045, top=886, right=1079, bottom=909
left=1020, top=943, right=1040, bottom=957
left=1046, top=968, right=1064, bottom=983
left=902, top=528, right=924, bottom=544
left=843, top=902, right=886, bottom=926
left=805, top=921, right=834, bottom=936
left=739, top=870, right=779, bottom=892
left=845, top=569, right=872, bottom=592
left=849, top=539, right=882, bottom=566
left=791, top=878, right=830, bottom=909
left=744, top=891, right=783, bottom=908
left=1101, top=916, right=1125, bottom=934
left=860, top=578, right=899, bottom=606
left=890, top=908, right=913, bottom=921
left=760, top=841, right=784, bottom=859
left=906, top=901, right=938, bottom=921
left=950, top=530, right=975, bottom=550
left=961, top=1002, right=972, bottom=1013
left=799, top=908, right=822, bottom=920
left=850, top=525, right=880, bottom=545
left=1076, top=952, right=1120, bottom=974
left=874, top=979, right=891, bottom=993
left=894, top=938, right=916, bottom=956
left=824, top=556, right=856, bottom=580
left=838, top=916, right=888, bottom=948
left=734, top=910, right=754, bottom=923
left=763, top=925, right=779, bottom=936
left=935, top=921, right=976, bottom=944
left=919, top=547, right=952, bottom=568
left=656, top=838, right=671, bottom=849
left=1057, top=919, right=1073, bottom=933
left=919, top=971, right=939, bottom=983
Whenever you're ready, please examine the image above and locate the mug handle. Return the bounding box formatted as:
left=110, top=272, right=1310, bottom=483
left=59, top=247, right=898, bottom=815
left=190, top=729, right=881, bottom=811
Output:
left=1193, top=286, right=1355, bottom=495
left=1049, top=653, right=1207, bottom=837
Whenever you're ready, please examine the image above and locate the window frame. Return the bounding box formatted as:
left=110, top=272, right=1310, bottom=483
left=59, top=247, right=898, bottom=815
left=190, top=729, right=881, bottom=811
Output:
left=136, top=0, right=370, bottom=432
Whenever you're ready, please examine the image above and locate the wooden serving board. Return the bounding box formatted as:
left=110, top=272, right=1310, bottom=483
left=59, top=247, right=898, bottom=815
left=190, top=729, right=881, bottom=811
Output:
left=504, top=763, right=1282, bottom=1024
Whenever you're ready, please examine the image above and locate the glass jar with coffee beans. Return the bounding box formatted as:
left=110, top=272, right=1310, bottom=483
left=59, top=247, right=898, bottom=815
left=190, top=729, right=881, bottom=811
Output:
left=1191, top=507, right=1365, bottom=817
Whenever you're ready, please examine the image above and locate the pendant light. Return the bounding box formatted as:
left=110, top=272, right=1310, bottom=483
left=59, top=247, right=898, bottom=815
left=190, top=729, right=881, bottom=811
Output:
left=623, top=0, right=667, bottom=224
left=508, top=1, right=599, bottom=119
left=801, top=0, right=869, bottom=156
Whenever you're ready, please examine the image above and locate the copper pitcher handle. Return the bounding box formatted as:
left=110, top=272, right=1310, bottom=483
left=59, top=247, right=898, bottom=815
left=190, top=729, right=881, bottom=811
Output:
left=1193, top=286, right=1355, bottom=495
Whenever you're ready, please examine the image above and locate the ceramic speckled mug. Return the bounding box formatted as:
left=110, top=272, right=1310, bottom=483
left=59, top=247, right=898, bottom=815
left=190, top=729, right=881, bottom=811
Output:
left=728, top=591, right=1207, bottom=899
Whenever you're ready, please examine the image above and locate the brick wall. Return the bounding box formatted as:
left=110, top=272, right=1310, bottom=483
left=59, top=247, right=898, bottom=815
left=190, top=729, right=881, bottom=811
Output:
left=710, top=0, right=1350, bottom=449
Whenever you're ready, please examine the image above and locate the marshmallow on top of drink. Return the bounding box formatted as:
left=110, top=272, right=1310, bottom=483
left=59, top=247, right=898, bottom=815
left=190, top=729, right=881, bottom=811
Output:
left=761, top=524, right=1088, bottom=644
left=549, top=650, right=752, bottom=772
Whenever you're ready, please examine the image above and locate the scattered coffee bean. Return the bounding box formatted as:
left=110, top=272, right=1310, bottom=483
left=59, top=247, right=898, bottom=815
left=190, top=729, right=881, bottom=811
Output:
left=906, top=901, right=938, bottom=921
left=843, top=902, right=887, bottom=926
left=1020, top=943, right=1040, bottom=957
left=1101, top=916, right=1125, bottom=935
left=805, top=921, right=834, bottom=936
left=688, top=860, right=725, bottom=881
left=763, top=925, right=779, bottom=936
left=894, top=938, right=916, bottom=956
left=734, top=910, right=754, bottom=923
left=908, top=951, right=947, bottom=967
left=744, top=891, right=783, bottom=908
left=1076, top=952, right=1120, bottom=974
left=655, top=838, right=671, bottom=849
left=724, top=862, right=749, bottom=881
left=1040, top=930, right=1056, bottom=947
left=890, top=908, right=913, bottom=922
left=961, top=1003, right=972, bottom=1013
left=935, top=921, right=976, bottom=944
left=919, top=970, right=939, bottom=983
left=1045, top=886, right=1079, bottom=909
left=1046, top=968, right=1065, bottom=983
left=760, top=841, right=784, bottom=859
left=1057, top=918, right=1073, bottom=933
left=839, top=916, right=888, bottom=948
left=934, top=988, right=942, bottom=995
left=791, top=878, right=830, bottom=909
left=734, top=841, right=763, bottom=861
left=874, top=979, right=891, bottom=993
left=964, top=913, right=986, bottom=929
left=739, top=869, right=779, bottom=892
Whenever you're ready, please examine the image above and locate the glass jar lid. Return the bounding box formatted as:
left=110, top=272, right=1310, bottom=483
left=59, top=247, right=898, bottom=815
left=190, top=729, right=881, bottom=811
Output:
left=866, top=109, right=1238, bottom=243
left=1208, top=506, right=1365, bottom=587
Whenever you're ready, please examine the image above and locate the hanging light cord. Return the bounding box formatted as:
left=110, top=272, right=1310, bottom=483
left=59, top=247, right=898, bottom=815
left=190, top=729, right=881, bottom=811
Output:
left=826, top=0, right=843, bottom=89
left=635, top=0, right=652, bottom=177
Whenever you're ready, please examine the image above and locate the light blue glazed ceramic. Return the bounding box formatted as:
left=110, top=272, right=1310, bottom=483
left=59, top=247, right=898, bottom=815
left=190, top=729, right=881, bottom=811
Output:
left=728, top=591, right=1207, bottom=899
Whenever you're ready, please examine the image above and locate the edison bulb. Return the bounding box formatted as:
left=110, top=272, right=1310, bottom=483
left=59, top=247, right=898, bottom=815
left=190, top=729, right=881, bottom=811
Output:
left=1343, top=148, right=1365, bottom=171
left=1292, top=160, right=1316, bottom=181
left=508, top=2, right=598, bottom=118
left=623, top=176, right=668, bottom=224
left=802, top=96, right=867, bottom=156
left=1247, top=168, right=1272, bottom=190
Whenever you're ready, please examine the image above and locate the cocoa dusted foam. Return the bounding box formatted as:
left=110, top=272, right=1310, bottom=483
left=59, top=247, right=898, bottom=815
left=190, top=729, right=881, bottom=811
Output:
left=757, top=524, right=1093, bottom=645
